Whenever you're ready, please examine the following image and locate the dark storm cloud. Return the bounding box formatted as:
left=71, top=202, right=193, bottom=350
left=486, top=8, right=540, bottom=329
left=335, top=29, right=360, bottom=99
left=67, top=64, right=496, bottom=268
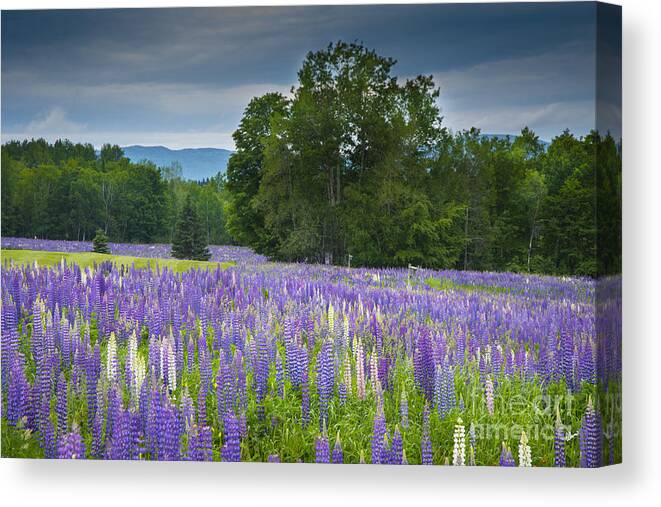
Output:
left=1, top=3, right=618, bottom=149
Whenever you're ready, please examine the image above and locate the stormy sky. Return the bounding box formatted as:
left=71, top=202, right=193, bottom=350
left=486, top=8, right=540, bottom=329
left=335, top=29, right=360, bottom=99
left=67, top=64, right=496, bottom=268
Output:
left=1, top=3, right=620, bottom=149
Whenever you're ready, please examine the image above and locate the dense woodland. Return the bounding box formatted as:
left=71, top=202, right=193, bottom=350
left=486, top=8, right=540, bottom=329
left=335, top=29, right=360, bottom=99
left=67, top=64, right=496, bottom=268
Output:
left=1, top=42, right=621, bottom=277
left=225, top=42, right=621, bottom=277
left=1, top=139, right=231, bottom=246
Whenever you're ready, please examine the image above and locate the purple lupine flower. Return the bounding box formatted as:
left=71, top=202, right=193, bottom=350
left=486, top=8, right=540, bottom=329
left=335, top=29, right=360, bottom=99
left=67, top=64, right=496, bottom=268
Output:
left=499, top=442, right=516, bottom=467
left=197, top=384, right=208, bottom=426
left=400, top=390, right=409, bottom=429
left=485, top=376, right=494, bottom=416
left=221, top=410, right=241, bottom=462
left=56, top=373, right=68, bottom=437
left=332, top=433, right=343, bottom=464
left=579, top=397, right=602, bottom=468
left=38, top=394, right=56, bottom=459
left=338, top=382, right=347, bottom=405
left=390, top=426, right=403, bottom=465
left=91, top=408, right=104, bottom=459
left=317, top=339, right=334, bottom=431
left=301, top=355, right=310, bottom=427
left=6, top=355, right=29, bottom=425
left=187, top=425, right=213, bottom=461
left=268, top=454, right=281, bottom=463
left=554, top=421, right=566, bottom=467
left=57, top=427, right=86, bottom=459
left=561, top=329, right=575, bottom=392
left=421, top=405, right=433, bottom=465
left=275, top=352, right=284, bottom=398
left=371, top=405, right=386, bottom=464
left=315, top=434, right=330, bottom=464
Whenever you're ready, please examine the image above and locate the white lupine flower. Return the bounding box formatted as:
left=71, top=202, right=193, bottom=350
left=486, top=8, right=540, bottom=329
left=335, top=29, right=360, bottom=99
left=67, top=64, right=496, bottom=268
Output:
left=343, top=315, right=349, bottom=349
left=328, top=303, right=335, bottom=334
left=518, top=430, right=532, bottom=467
left=167, top=339, right=176, bottom=392
left=128, top=330, right=138, bottom=372
left=453, top=417, right=466, bottom=466
left=485, top=376, right=495, bottom=416
left=343, top=351, right=352, bottom=390
left=354, top=337, right=366, bottom=399
left=369, top=352, right=379, bottom=392
left=159, top=337, right=165, bottom=380
left=134, top=355, right=146, bottom=400
left=106, top=332, right=117, bottom=381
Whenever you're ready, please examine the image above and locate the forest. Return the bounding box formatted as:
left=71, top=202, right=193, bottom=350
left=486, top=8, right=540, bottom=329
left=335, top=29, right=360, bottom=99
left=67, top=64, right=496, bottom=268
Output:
left=1, top=139, right=232, bottom=246
left=1, top=42, right=621, bottom=277
left=225, top=42, right=621, bottom=277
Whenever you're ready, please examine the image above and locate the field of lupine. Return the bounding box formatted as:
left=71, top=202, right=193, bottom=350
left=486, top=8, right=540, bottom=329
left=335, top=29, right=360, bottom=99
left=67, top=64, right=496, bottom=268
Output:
left=1, top=238, right=621, bottom=466
left=1, top=237, right=267, bottom=264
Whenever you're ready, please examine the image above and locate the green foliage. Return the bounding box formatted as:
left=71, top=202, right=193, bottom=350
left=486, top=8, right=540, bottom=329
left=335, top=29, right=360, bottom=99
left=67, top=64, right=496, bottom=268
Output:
left=171, top=194, right=212, bottom=261
left=92, top=228, right=110, bottom=254
left=224, top=42, right=621, bottom=277
left=1, top=417, right=45, bottom=459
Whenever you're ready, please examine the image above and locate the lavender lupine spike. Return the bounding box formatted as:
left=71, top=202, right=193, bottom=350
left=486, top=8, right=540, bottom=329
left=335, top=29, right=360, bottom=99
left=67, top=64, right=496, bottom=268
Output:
left=485, top=376, right=495, bottom=416
left=56, top=373, right=68, bottom=437
left=315, top=434, right=330, bottom=464
left=57, top=426, right=86, bottom=459
left=317, top=339, right=334, bottom=430
left=6, top=356, right=29, bottom=425
left=275, top=352, right=284, bottom=398
left=380, top=433, right=390, bottom=465
left=499, top=442, right=516, bottom=467
left=400, top=390, right=409, bottom=429
left=390, top=426, right=403, bottom=465
left=301, top=354, right=310, bottom=427
left=579, top=397, right=602, bottom=468
left=221, top=410, right=241, bottom=462
left=332, top=432, right=343, bottom=464
left=371, top=405, right=387, bottom=464
left=421, top=404, right=433, bottom=465
left=554, top=406, right=566, bottom=467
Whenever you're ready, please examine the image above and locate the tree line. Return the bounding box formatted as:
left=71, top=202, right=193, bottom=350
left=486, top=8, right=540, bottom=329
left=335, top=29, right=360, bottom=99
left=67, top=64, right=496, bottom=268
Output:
left=225, top=42, right=621, bottom=277
left=1, top=139, right=232, bottom=245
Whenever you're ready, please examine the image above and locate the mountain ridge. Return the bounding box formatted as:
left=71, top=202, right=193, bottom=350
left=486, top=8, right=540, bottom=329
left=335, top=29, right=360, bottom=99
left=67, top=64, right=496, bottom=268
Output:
left=121, top=145, right=233, bottom=181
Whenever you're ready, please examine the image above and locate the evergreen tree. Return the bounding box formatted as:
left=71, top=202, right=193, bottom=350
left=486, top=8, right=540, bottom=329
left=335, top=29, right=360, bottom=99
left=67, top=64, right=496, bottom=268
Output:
left=171, top=194, right=211, bottom=261
left=92, top=228, right=111, bottom=254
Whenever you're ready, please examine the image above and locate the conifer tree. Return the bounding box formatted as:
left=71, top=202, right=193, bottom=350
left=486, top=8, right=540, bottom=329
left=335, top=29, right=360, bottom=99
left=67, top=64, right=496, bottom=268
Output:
left=171, top=194, right=211, bottom=261
left=92, top=228, right=111, bottom=254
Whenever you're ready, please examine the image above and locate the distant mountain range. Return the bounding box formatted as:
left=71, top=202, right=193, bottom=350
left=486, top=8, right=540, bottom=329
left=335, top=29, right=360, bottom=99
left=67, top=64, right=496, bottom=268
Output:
left=122, top=145, right=233, bottom=181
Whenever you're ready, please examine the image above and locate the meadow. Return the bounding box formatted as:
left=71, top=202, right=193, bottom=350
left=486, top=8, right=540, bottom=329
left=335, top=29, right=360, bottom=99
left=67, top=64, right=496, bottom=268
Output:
left=1, top=238, right=621, bottom=466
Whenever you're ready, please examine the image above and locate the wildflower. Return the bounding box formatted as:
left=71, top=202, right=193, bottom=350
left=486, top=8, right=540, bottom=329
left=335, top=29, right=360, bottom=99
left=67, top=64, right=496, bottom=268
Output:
left=452, top=417, right=466, bottom=466
left=518, top=431, right=532, bottom=467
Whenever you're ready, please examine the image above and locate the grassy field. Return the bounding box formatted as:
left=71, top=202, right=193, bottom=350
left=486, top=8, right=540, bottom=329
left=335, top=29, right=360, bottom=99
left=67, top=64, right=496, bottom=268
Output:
left=0, top=249, right=234, bottom=273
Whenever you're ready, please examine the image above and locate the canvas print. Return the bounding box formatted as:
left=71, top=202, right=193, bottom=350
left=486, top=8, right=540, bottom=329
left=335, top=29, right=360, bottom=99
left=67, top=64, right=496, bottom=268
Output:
left=0, top=2, right=621, bottom=466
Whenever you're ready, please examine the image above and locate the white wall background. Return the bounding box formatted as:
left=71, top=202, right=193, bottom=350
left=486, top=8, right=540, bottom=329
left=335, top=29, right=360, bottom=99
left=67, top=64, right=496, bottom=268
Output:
left=1, top=1, right=658, bottom=506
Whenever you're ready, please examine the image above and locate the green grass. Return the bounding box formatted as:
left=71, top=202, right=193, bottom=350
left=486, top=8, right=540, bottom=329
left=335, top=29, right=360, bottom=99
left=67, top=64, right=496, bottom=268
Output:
left=1, top=249, right=234, bottom=273
left=424, top=276, right=514, bottom=295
